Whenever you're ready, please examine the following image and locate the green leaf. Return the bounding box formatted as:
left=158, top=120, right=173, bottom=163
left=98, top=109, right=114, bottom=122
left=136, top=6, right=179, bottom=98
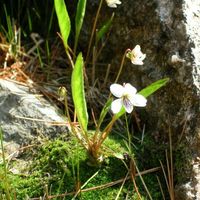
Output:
left=75, top=0, right=87, bottom=45
left=54, top=0, right=71, bottom=47
left=139, top=78, right=169, bottom=97
left=97, top=98, right=112, bottom=129
left=71, top=53, right=88, bottom=132
left=96, top=13, right=114, bottom=45
left=115, top=107, right=126, bottom=120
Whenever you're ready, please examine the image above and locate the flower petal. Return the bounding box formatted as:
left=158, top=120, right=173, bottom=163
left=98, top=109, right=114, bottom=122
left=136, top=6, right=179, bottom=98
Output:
left=106, top=0, right=121, bottom=8
left=123, top=98, right=134, bottom=113
left=131, top=59, right=144, bottom=65
left=111, top=99, right=123, bottom=114
left=130, top=94, right=147, bottom=107
left=110, top=84, right=124, bottom=98
left=124, top=83, right=137, bottom=95
left=132, top=45, right=141, bottom=55
left=128, top=45, right=146, bottom=65
left=133, top=45, right=145, bottom=57
left=139, top=53, right=146, bottom=60
left=108, top=4, right=117, bottom=8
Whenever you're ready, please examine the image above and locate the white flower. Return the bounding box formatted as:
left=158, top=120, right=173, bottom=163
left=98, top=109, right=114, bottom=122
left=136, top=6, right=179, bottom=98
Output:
left=126, top=45, right=146, bottom=65
left=105, top=0, right=121, bottom=8
left=110, top=83, right=147, bottom=114
left=171, top=54, right=185, bottom=63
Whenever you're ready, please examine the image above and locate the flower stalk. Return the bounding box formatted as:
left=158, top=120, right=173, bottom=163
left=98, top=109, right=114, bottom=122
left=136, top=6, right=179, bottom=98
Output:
left=114, top=49, right=129, bottom=83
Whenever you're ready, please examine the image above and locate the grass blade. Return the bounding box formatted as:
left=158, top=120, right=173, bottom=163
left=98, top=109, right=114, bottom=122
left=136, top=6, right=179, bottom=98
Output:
left=0, top=127, right=12, bottom=200
left=139, top=78, right=169, bottom=98
left=3, top=4, right=14, bottom=42
left=74, top=0, right=87, bottom=54
left=71, top=53, right=88, bottom=132
left=54, top=0, right=71, bottom=47
left=96, top=13, right=114, bottom=45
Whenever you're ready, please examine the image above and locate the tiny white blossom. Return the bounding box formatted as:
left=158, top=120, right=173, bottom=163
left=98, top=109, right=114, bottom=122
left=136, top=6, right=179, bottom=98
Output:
left=105, top=0, right=121, bottom=8
left=126, top=45, right=146, bottom=65
left=110, top=83, right=147, bottom=114
left=171, top=54, right=185, bottom=63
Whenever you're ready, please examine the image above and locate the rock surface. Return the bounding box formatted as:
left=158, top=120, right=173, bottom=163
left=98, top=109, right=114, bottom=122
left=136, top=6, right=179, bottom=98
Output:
left=0, top=79, right=68, bottom=161
left=82, top=0, right=200, bottom=199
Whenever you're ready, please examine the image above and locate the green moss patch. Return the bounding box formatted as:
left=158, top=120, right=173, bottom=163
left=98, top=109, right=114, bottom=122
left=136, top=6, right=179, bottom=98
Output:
left=0, top=133, right=169, bottom=199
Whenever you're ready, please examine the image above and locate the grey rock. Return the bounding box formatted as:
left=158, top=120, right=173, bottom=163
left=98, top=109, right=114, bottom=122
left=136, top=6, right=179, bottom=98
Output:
left=82, top=0, right=200, bottom=199
left=0, top=79, right=69, bottom=156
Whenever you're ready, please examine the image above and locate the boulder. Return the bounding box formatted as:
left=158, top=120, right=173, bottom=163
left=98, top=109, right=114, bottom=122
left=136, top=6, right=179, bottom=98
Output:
left=82, top=0, right=200, bottom=199
left=0, top=79, right=69, bottom=161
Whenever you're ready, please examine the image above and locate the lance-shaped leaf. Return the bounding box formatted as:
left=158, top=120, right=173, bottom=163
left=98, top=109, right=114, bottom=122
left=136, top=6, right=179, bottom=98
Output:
left=96, top=13, right=114, bottom=45
left=75, top=0, right=87, bottom=49
left=54, top=0, right=71, bottom=47
left=139, top=78, right=169, bottom=98
left=71, top=53, right=88, bottom=132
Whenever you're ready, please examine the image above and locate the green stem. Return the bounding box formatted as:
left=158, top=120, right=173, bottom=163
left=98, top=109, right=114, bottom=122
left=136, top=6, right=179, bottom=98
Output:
left=108, top=49, right=128, bottom=100
left=96, top=115, right=117, bottom=150
left=64, top=92, right=89, bottom=150
left=57, top=32, right=75, bottom=68
left=66, top=49, right=74, bottom=68
left=64, top=92, right=71, bottom=122
left=73, top=38, right=78, bottom=62
left=124, top=114, right=131, bottom=148
left=0, top=127, right=11, bottom=200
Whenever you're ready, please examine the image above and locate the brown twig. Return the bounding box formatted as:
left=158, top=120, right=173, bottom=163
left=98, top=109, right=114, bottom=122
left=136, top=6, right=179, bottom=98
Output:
left=30, top=166, right=161, bottom=200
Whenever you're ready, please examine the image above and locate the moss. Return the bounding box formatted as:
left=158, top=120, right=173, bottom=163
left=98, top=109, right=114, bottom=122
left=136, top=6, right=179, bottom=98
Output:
left=0, top=136, right=86, bottom=199
left=132, top=133, right=169, bottom=199
left=0, top=132, right=170, bottom=199
left=0, top=164, right=43, bottom=199
left=174, top=141, right=192, bottom=183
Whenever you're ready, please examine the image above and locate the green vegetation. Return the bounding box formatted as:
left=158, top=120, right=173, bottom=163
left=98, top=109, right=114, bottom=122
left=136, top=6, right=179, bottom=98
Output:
left=0, top=1, right=173, bottom=199
left=0, top=133, right=169, bottom=199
